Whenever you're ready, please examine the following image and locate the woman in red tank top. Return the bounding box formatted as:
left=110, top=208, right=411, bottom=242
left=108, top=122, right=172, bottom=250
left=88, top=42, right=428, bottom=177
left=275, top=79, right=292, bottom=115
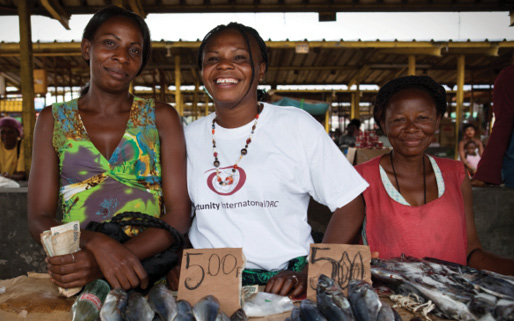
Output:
left=323, top=75, right=514, bottom=275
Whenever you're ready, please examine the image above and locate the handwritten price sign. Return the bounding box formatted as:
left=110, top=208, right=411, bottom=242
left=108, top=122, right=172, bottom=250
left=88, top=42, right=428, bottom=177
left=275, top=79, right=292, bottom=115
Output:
left=177, top=248, right=245, bottom=315
left=307, top=244, right=371, bottom=301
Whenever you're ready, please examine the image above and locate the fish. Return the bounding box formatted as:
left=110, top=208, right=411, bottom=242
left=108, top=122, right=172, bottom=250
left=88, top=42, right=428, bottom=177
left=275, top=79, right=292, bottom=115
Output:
left=348, top=279, right=382, bottom=321
left=494, top=299, right=514, bottom=321
left=216, top=311, right=231, bottom=321
left=230, top=308, right=248, bottom=321
left=376, top=300, right=402, bottom=321
left=174, top=300, right=195, bottom=321
left=147, top=284, right=177, bottom=321
left=100, top=288, right=128, bottom=321
left=124, top=291, right=155, bottom=321
left=316, top=274, right=355, bottom=321
left=193, top=295, right=220, bottom=321
left=289, top=307, right=301, bottom=321
left=300, top=299, right=328, bottom=321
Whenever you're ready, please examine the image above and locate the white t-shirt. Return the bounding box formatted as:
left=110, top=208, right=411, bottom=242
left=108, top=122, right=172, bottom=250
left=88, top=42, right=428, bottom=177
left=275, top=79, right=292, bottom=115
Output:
left=185, top=103, right=368, bottom=270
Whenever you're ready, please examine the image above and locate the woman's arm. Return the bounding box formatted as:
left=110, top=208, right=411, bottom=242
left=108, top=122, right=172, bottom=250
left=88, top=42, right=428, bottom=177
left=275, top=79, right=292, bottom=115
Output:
left=121, top=102, right=191, bottom=259
left=88, top=102, right=190, bottom=290
left=263, top=196, right=365, bottom=298
left=27, top=107, right=146, bottom=290
left=477, top=139, right=485, bottom=156
left=458, top=140, right=467, bottom=163
left=27, top=106, right=61, bottom=240
left=461, top=175, right=514, bottom=275
left=322, top=195, right=365, bottom=244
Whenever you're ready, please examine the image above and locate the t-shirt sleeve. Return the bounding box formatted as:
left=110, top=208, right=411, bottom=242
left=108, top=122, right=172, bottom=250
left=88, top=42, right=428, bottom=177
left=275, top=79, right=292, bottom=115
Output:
left=296, top=111, right=368, bottom=212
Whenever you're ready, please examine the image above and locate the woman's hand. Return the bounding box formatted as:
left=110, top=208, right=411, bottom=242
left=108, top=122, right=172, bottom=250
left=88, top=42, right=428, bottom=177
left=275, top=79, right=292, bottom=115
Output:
left=264, top=270, right=307, bottom=299
left=86, top=233, right=148, bottom=290
left=46, top=250, right=102, bottom=289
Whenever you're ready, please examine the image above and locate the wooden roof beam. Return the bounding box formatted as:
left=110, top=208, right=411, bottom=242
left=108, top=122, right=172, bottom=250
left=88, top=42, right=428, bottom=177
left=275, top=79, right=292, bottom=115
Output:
left=348, top=65, right=370, bottom=88
left=377, top=47, right=442, bottom=56
left=39, top=0, right=71, bottom=30
left=128, top=0, right=146, bottom=18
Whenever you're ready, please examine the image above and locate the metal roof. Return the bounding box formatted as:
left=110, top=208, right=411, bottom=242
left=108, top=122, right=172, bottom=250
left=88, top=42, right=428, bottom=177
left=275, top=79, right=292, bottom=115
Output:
left=0, top=0, right=513, bottom=29
left=0, top=1, right=513, bottom=113
left=0, top=39, right=512, bottom=109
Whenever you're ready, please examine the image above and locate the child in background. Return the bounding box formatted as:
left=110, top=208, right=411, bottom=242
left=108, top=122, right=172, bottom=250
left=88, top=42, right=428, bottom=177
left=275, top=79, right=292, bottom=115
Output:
left=464, top=140, right=481, bottom=176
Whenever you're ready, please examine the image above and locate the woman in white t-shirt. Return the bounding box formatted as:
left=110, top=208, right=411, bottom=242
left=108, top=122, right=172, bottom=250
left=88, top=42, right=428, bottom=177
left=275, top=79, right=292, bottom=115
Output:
left=175, top=22, right=368, bottom=298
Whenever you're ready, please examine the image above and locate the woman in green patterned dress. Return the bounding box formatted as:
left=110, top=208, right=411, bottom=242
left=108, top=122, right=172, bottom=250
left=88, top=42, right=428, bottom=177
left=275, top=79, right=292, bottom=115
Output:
left=27, top=6, right=190, bottom=291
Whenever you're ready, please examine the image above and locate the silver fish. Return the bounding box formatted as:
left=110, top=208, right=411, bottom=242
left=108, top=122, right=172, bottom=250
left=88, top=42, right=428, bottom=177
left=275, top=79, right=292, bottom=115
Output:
left=100, top=288, right=128, bottom=321
left=494, top=299, right=514, bottom=321
left=174, top=300, right=195, bottom=321
left=230, top=308, right=248, bottom=321
left=124, top=291, right=155, bottom=321
left=317, top=274, right=355, bottom=321
left=290, top=306, right=301, bottom=321
left=216, top=311, right=231, bottom=321
left=348, top=279, right=382, bottom=321
left=147, top=284, right=178, bottom=321
left=193, top=295, right=220, bottom=321
left=300, top=299, right=328, bottom=321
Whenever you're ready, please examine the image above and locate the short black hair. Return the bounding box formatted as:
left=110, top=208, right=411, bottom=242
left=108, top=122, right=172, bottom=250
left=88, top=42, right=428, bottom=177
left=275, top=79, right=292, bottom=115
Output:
left=464, top=140, right=477, bottom=149
left=463, top=123, right=477, bottom=132
left=82, top=6, right=151, bottom=76
left=349, top=118, right=361, bottom=129
left=374, top=75, right=447, bottom=131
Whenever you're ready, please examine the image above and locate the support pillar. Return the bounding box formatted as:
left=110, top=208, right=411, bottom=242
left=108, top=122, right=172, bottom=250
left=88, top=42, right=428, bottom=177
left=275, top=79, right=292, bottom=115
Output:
left=455, top=55, right=465, bottom=160
left=408, top=55, right=416, bottom=76
left=18, top=0, right=36, bottom=176
left=174, top=55, right=182, bottom=116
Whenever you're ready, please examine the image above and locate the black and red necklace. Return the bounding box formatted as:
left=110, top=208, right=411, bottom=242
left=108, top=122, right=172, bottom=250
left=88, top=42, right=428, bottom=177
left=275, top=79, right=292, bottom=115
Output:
left=211, top=103, right=263, bottom=186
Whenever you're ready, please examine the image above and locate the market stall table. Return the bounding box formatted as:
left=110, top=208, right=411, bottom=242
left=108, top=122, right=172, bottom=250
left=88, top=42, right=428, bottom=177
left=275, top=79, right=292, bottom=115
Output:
left=0, top=273, right=444, bottom=321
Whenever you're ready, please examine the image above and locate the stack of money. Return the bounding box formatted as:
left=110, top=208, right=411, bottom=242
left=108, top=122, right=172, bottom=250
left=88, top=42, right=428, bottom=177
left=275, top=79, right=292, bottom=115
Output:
left=40, top=221, right=82, bottom=297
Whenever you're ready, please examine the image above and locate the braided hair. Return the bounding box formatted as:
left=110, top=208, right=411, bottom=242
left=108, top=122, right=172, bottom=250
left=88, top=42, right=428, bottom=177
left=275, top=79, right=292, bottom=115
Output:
left=374, top=75, right=447, bottom=131
left=198, top=22, right=268, bottom=72
left=197, top=22, right=268, bottom=100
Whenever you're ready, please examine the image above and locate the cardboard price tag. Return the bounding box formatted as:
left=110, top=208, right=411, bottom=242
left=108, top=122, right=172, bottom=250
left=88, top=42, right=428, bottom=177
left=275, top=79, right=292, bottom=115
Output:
left=177, top=248, right=245, bottom=316
left=306, top=244, right=371, bottom=301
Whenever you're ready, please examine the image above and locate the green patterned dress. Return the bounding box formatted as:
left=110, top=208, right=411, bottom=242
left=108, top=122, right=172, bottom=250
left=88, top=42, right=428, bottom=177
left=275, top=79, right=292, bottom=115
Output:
left=52, top=97, right=163, bottom=236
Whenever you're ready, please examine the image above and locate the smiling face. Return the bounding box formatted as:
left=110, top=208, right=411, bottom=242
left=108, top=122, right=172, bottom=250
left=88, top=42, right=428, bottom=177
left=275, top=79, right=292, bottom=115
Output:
left=81, top=15, right=144, bottom=94
left=200, top=28, right=266, bottom=108
left=466, top=142, right=477, bottom=155
left=381, top=88, right=441, bottom=157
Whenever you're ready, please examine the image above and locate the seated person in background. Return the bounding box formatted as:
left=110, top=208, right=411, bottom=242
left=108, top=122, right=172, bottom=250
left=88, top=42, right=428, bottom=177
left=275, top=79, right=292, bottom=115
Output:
left=458, top=123, right=484, bottom=163
left=28, top=6, right=190, bottom=291
left=464, top=140, right=481, bottom=176
left=178, top=22, right=368, bottom=298
left=323, top=75, right=514, bottom=275
left=339, top=123, right=360, bottom=148
left=0, top=116, right=25, bottom=181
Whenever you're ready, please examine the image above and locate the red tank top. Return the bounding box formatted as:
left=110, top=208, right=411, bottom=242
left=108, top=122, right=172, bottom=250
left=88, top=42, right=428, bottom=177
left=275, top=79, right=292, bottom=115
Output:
left=355, top=156, right=467, bottom=265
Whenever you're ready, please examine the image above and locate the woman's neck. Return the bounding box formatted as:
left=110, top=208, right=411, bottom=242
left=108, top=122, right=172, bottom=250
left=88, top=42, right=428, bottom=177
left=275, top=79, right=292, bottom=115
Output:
left=79, top=89, right=133, bottom=114
left=214, top=101, right=262, bottom=128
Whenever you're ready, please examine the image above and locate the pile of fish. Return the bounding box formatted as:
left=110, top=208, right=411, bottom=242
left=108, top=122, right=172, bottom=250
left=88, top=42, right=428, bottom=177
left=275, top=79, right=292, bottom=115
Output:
left=99, top=284, right=248, bottom=321
left=286, top=274, right=401, bottom=321
left=371, top=255, right=514, bottom=321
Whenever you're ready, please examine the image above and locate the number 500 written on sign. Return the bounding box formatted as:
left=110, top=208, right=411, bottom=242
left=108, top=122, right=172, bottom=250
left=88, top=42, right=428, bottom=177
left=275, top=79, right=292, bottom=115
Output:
left=183, top=252, right=240, bottom=290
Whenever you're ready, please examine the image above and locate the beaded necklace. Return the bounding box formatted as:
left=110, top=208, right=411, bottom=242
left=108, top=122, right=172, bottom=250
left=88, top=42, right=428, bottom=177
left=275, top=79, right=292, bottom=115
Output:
left=211, top=103, right=262, bottom=186
left=390, top=152, right=427, bottom=204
